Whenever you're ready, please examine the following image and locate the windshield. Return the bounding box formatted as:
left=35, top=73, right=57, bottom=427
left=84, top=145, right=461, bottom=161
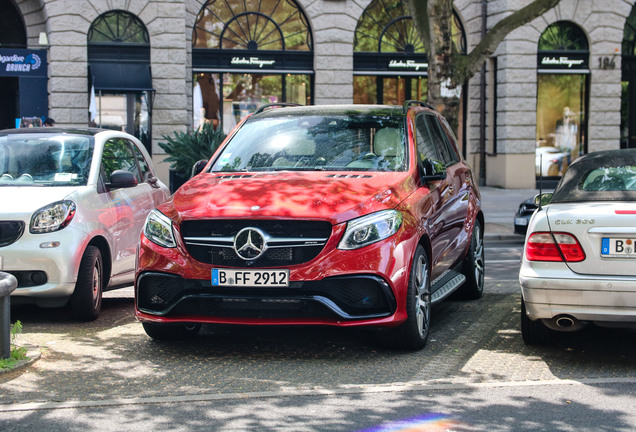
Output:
left=211, top=114, right=406, bottom=172
left=0, top=133, right=94, bottom=187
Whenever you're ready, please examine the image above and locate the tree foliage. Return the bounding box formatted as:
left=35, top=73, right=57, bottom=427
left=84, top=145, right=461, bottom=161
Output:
left=404, top=0, right=561, bottom=120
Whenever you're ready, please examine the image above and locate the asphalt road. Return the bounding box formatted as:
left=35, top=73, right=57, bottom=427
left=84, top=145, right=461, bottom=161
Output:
left=2, top=238, right=636, bottom=431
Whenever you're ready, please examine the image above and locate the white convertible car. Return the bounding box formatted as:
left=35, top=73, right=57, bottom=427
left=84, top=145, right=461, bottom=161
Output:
left=520, top=149, right=636, bottom=344
left=0, top=128, right=170, bottom=320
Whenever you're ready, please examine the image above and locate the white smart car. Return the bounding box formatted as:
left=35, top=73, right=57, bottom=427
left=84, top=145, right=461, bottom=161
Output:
left=0, top=128, right=170, bottom=320
left=520, top=149, right=636, bottom=344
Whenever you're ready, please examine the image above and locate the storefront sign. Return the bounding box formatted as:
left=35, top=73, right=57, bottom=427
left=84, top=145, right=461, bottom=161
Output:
left=388, top=59, right=428, bottom=71
left=230, top=57, right=276, bottom=68
left=537, top=51, right=588, bottom=71
left=0, top=49, right=47, bottom=77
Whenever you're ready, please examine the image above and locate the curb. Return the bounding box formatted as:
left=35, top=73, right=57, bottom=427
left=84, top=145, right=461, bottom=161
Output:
left=0, top=344, right=41, bottom=379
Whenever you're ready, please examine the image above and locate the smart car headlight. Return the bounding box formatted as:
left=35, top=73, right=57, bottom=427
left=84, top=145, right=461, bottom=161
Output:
left=338, top=210, right=403, bottom=250
left=143, top=209, right=176, bottom=248
left=30, top=200, right=76, bottom=234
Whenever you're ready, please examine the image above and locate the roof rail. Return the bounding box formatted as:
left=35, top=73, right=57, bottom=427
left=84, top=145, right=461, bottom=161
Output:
left=254, top=103, right=302, bottom=115
left=402, top=100, right=434, bottom=114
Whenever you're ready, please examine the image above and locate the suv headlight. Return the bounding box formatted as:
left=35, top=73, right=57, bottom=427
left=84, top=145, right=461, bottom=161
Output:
left=338, top=210, right=403, bottom=250
left=143, top=210, right=176, bottom=248
left=30, top=200, right=76, bottom=234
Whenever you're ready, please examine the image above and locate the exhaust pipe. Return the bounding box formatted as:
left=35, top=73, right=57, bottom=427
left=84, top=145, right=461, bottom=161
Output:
left=543, top=314, right=584, bottom=332
left=555, top=316, right=575, bottom=328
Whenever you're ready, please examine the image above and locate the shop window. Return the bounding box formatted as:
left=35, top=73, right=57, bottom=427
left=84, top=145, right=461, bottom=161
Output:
left=621, top=5, right=636, bottom=149
left=353, top=0, right=464, bottom=106
left=88, top=11, right=153, bottom=153
left=192, top=0, right=313, bottom=133
left=536, top=21, right=589, bottom=181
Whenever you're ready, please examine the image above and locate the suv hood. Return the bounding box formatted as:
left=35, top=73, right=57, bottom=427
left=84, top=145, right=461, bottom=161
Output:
left=168, top=171, right=417, bottom=225
left=0, top=186, right=78, bottom=216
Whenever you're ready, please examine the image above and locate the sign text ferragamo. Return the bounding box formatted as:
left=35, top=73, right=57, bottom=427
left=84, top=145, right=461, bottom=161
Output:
left=388, top=59, right=428, bottom=71
left=541, top=56, right=585, bottom=68
left=231, top=57, right=276, bottom=68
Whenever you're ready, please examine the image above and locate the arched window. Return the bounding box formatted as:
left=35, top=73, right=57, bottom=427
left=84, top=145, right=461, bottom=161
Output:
left=192, top=0, right=313, bottom=134
left=536, top=21, right=589, bottom=182
left=193, top=0, right=312, bottom=51
left=88, top=11, right=153, bottom=152
left=353, top=0, right=466, bottom=106
left=621, top=6, right=636, bottom=149
left=354, top=1, right=465, bottom=55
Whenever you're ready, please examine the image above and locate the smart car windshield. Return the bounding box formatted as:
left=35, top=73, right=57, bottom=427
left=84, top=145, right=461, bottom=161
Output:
left=0, top=133, right=94, bottom=186
left=211, top=114, right=406, bottom=172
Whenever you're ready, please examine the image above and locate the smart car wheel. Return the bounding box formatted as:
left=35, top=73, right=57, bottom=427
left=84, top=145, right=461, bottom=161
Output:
left=70, top=245, right=103, bottom=321
left=391, top=245, right=431, bottom=350
left=457, top=218, right=485, bottom=300
left=520, top=297, right=553, bottom=345
left=142, top=322, right=202, bottom=340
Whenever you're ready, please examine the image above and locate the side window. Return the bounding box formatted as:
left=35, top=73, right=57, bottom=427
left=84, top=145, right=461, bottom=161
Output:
left=101, top=139, right=141, bottom=183
left=416, top=115, right=444, bottom=164
left=131, top=143, right=153, bottom=182
left=436, top=116, right=461, bottom=165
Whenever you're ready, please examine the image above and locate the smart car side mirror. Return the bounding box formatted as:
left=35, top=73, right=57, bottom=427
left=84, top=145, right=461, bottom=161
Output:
left=420, top=158, right=447, bottom=183
left=534, top=193, right=552, bottom=207
left=108, top=169, right=138, bottom=189
left=191, top=159, right=208, bottom=178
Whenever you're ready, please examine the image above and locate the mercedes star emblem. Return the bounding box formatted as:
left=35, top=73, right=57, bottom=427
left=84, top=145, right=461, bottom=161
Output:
left=233, top=227, right=267, bottom=260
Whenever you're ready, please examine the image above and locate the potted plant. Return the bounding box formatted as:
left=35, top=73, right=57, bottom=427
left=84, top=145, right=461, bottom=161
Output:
left=158, top=122, right=226, bottom=192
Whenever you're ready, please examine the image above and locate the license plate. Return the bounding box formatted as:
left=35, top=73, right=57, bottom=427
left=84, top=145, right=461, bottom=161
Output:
left=211, top=269, right=289, bottom=287
left=601, top=238, right=636, bottom=257
left=515, top=217, right=528, bottom=226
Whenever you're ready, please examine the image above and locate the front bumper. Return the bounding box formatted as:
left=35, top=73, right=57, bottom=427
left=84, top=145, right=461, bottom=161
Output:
left=135, top=221, right=418, bottom=327
left=1, top=228, right=88, bottom=298
left=520, top=266, right=636, bottom=323
left=136, top=271, right=397, bottom=324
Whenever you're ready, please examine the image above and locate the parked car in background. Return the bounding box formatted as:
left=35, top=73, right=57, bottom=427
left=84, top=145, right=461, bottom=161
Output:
left=520, top=149, right=636, bottom=344
left=0, top=128, right=170, bottom=320
left=135, top=102, right=484, bottom=350
left=513, top=197, right=538, bottom=235
left=536, top=146, right=570, bottom=177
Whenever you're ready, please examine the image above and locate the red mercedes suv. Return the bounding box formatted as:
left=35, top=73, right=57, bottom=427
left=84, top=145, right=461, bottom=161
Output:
left=135, top=101, right=484, bottom=350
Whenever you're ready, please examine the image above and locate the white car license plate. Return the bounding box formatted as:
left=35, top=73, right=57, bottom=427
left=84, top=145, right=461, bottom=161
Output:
left=601, top=238, right=636, bottom=257
left=211, top=269, right=289, bottom=287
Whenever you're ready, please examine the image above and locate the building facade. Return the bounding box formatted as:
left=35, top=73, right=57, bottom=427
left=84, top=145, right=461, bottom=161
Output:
left=1, top=0, right=634, bottom=188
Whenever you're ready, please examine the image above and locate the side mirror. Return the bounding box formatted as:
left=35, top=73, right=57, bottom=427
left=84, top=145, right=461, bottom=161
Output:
left=420, top=158, right=447, bottom=183
left=108, top=169, right=138, bottom=189
left=191, top=159, right=208, bottom=178
left=534, top=192, right=553, bottom=207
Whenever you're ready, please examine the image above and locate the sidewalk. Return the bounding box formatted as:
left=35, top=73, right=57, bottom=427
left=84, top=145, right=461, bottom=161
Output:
left=479, top=186, right=539, bottom=241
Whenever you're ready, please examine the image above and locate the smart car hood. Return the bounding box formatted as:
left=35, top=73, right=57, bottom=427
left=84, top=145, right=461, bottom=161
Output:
left=168, top=171, right=417, bottom=225
left=0, top=186, right=79, bottom=215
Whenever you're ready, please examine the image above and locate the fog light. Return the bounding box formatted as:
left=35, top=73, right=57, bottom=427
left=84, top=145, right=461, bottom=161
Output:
left=40, top=241, right=61, bottom=248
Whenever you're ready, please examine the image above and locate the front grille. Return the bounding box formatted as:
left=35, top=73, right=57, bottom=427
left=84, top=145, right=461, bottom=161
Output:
left=137, top=272, right=395, bottom=320
left=181, top=220, right=332, bottom=267
left=0, top=221, right=25, bottom=247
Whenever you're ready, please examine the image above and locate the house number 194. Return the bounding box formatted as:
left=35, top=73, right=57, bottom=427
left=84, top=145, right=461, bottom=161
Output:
left=599, top=57, right=616, bottom=69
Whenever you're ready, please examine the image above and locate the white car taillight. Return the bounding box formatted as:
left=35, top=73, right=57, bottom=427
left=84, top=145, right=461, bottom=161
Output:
left=525, top=232, right=586, bottom=262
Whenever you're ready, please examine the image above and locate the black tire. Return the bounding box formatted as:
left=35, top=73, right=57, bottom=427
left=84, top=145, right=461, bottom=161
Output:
left=457, top=218, right=485, bottom=300
left=70, top=245, right=103, bottom=321
left=389, top=245, right=431, bottom=350
left=520, top=297, right=553, bottom=345
left=142, top=322, right=201, bottom=340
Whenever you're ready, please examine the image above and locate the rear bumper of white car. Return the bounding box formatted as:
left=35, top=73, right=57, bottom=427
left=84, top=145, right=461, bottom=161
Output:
left=520, top=270, right=636, bottom=322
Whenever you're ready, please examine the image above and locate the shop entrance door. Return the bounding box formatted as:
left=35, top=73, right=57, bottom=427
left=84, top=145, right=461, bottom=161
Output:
left=621, top=74, right=636, bottom=149
left=0, top=77, right=18, bottom=130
